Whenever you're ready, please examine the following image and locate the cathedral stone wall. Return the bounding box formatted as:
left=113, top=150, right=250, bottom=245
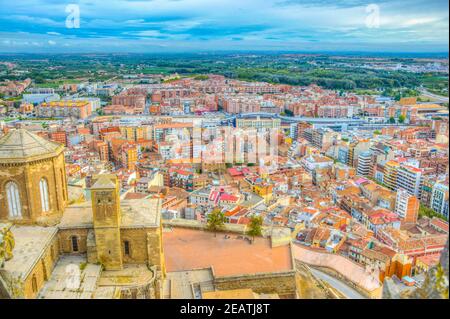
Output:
left=58, top=228, right=89, bottom=254
left=22, top=233, right=59, bottom=299
left=0, top=153, right=67, bottom=226
left=0, top=164, right=30, bottom=221
left=95, top=228, right=123, bottom=270
left=120, top=228, right=149, bottom=264
left=147, top=225, right=165, bottom=275
left=58, top=227, right=164, bottom=269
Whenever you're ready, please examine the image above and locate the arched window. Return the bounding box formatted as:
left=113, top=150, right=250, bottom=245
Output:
left=124, top=240, right=131, bottom=256
left=39, top=178, right=50, bottom=212
left=71, top=236, right=79, bottom=252
left=6, top=181, right=22, bottom=218
left=31, top=275, right=38, bottom=293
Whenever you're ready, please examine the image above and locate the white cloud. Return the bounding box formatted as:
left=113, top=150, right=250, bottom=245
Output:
left=402, top=17, right=439, bottom=27
left=0, top=0, right=447, bottom=52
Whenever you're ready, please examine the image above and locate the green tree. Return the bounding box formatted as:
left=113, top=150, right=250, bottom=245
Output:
left=284, top=109, right=294, bottom=117
left=398, top=114, right=406, bottom=124
left=246, top=215, right=263, bottom=243
left=374, top=130, right=382, bottom=135
left=389, top=117, right=396, bottom=124
left=206, top=208, right=226, bottom=237
left=193, top=75, right=209, bottom=81
left=419, top=204, right=445, bottom=221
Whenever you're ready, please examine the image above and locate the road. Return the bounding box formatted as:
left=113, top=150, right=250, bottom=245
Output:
left=418, top=88, right=449, bottom=103
left=309, top=267, right=366, bottom=299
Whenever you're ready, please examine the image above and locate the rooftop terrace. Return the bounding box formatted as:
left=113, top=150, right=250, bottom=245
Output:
left=163, top=228, right=293, bottom=277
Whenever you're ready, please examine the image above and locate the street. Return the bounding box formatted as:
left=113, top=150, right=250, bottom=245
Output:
left=309, top=267, right=367, bottom=299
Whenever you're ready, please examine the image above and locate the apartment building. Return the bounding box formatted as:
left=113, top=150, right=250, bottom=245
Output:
left=37, top=100, right=92, bottom=119
left=396, top=165, right=423, bottom=197
left=236, top=117, right=281, bottom=131
left=431, top=182, right=449, bottom=220
left=395, top=189, right=419, bottom=224
left=357, top=151, right=373, bottom=177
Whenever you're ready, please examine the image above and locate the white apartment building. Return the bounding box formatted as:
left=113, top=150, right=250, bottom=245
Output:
left=356, top=151, right=373, bottom=176
left=396, top=165, right=423, bottom=197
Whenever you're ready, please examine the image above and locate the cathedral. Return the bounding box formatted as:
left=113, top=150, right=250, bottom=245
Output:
left=0, top=129, right=165, bottom=299
left=0, top=128, right=67, bottom=225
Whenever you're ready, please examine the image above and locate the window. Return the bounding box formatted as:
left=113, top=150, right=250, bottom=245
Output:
left=124, top=241, right=131, bottom=256
left=31, top=275, right=38, bottom=294
left=39, top=178, right=50, bottom=212
left=6, top=181, right=22, bottom=218
left=71, top=236, right=79, bottom=252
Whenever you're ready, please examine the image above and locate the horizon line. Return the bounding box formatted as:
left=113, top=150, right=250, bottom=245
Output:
left=0, top=50, right=448, bottom=56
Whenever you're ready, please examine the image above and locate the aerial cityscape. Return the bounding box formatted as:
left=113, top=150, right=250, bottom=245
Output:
left=0, top=0, right=448, bottom=305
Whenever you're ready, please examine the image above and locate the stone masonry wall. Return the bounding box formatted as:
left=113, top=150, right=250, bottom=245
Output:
left=147, top=225, right=165, bottom=275
left=120, top=228, right=149, bottom=264
left=22, top=233, right=60, bottom=299
left=95, top=227, right=123, bottom=270
left=214, top=271, right=298, bottom=297
left=58, top=228, right=89, bottom=254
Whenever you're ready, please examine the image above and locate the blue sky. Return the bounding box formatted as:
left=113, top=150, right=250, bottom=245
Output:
left=0, top=0, right=448, bottom=53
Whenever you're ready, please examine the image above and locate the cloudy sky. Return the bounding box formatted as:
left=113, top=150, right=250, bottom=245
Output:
left=0, top=0, right=448, bottom=53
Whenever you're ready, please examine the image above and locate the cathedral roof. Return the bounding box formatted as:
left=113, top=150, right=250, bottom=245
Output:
left=0, top=128, right=64, bottom=163
left=91, top=175, right=117, bottom=189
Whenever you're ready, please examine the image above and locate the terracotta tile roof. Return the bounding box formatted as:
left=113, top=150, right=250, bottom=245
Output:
left=430, top=218, right=449, bottom=233
left=416, top=254, right=441, bottom=267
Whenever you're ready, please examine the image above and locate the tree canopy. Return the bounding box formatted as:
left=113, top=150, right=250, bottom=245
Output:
left=206, top=208, right=226, bottom=237
left=246, top=215, right=263, bottom=243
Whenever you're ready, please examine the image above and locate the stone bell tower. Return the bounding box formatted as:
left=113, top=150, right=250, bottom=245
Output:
left=90, top=174, right=123, bottom=270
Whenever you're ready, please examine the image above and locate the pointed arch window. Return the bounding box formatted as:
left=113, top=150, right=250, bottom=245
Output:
left=39, top=178, right=50, bottom=212
left=6, top=181, right=22, bottom=218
